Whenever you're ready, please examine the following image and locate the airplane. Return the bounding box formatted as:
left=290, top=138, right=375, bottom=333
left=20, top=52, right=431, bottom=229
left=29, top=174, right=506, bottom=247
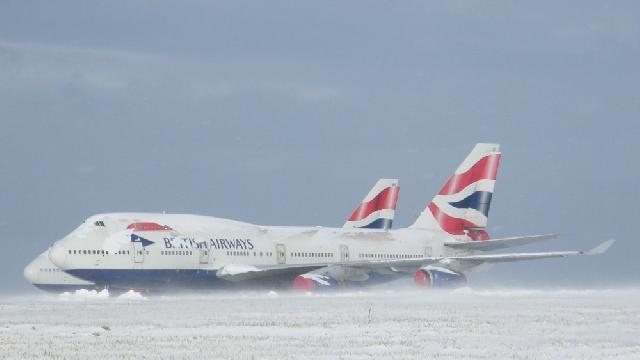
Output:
left=23, top=250, right=95, bottom=292
left=45, top=143, right=614, bottom=293
left=24, top=179, right=399, bottom=293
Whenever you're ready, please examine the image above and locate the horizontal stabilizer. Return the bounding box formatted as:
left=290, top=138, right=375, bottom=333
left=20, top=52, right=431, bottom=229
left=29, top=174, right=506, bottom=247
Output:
left=445, top=234, right=558, bottom=251
left=448, top=239, right=615, bottom=264
left=448, top=251, right=580, bottom=263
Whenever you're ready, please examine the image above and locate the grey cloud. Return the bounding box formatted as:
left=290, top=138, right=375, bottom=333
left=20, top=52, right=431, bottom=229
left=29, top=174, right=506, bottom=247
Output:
left=0, top=40, right=345, bottom=105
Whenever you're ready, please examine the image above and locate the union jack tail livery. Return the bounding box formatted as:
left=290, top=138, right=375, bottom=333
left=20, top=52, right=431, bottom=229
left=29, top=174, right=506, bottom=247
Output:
left=410, top=143, right=501, bottom=240
left=343, top=179, right=399, bottom=230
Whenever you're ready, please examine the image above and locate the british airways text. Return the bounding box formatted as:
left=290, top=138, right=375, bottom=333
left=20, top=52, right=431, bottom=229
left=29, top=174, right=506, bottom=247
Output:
left=163, top=237, right=255, bottom=250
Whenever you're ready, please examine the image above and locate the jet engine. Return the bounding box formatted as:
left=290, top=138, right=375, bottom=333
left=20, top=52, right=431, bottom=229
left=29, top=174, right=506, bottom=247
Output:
left=292, top=273, right=340, bottom=291
left=414, top=266, right=467, bottom=288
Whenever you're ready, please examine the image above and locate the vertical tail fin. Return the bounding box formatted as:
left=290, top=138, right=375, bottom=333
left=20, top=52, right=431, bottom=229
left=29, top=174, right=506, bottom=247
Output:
left=410, top=144, right=501, bottom=240
left=343, top=179, right=399, bottom=230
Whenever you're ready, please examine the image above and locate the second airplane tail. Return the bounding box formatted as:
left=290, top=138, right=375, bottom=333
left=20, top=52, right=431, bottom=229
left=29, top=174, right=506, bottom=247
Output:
left=410, top=143, right=501, bottom=240
left=343, top=179, right=399, bottom=230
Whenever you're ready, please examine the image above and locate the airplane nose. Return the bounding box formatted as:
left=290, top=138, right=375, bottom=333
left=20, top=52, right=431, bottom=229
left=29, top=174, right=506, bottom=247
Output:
left=23, top=260, right=38, bottom=283
left=49, top=243, right=68, bottom=269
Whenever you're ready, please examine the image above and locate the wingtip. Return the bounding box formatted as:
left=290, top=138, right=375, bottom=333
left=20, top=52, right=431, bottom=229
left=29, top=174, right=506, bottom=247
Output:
left=586, top=239, right=616, bottom=255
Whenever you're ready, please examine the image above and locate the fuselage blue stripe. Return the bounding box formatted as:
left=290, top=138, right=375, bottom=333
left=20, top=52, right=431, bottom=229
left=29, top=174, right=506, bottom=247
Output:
left=64, top=268, right=404, bottom=292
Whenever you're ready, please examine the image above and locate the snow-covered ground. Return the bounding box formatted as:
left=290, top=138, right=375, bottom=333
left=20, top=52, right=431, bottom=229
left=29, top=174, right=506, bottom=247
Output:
left=1, top=288, right=639, bottom=359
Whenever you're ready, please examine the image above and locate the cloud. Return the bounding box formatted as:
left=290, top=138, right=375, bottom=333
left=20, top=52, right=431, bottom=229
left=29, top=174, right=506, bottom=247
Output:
left=0, top=40, right=344, bottom=104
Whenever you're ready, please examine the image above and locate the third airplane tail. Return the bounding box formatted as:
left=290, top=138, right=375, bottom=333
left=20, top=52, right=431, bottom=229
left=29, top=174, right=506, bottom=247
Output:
left=410, top=143, right=501, bottom=240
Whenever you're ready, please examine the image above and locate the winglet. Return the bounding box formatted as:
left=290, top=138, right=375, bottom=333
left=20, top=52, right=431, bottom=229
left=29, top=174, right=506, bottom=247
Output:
left=585, top=239, right=615, bottom=255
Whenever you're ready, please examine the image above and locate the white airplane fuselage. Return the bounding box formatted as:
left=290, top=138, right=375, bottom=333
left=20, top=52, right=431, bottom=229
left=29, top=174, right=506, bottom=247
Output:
left=48, top=213, right=458, bottom=291
left=24, top=250, right=95, bottom=292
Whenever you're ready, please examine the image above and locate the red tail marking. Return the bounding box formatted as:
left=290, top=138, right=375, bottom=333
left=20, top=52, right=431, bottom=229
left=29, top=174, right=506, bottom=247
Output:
left=467, top=229, right=490, bottom=241
left=438, top=154, right=501, bottom=195
left=347, top=186, right=399, bottom=221
left=126, top=222, right=173, bottom=231
left=427, top=202, right=467, bottom=235
left=428, top=202, right=489, bottom=240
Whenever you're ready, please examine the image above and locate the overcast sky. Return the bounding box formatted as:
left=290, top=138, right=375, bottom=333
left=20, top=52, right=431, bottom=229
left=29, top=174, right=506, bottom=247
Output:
left=1, top=1, right=639, bottom=292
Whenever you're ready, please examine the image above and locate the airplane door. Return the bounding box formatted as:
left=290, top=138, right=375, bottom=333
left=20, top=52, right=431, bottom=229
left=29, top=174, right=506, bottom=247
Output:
left=199, top=247, right=209, bottom=264
left=424, top=246, right=432, bottom=257
left=133, top=242, right=144, bottom=263
left=340, top=245, right=349, bottom=262
left=276, top=243, right=286, bottom=264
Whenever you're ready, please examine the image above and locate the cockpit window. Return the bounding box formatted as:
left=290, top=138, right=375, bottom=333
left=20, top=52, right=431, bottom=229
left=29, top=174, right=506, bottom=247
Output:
left=94, top=221, right=105, bottom=227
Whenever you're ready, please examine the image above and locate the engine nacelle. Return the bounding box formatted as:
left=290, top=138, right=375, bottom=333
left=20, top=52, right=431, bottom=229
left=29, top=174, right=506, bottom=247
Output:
left=292, top=274, right=340, bottom=291
left=414, top=266, right=467, bottom=289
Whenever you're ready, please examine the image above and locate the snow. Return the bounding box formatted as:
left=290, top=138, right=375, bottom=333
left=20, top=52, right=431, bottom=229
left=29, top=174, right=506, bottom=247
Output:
left=116, top=290, right=147, bottom=301
left=57, top=289, right=109, bottom=301
left=216, top=264, right=262, bottom=276
left=301, top=273, right=332, bottom=285
left=422, top=265, right=459, bottom=274
left=1, top=288, right=640, bottom=359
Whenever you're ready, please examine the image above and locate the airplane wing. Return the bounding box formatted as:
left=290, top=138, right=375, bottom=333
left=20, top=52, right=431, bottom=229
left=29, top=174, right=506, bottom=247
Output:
left=444, top=234, right=558, bottom=251
left=446, top=239, right=615, bottom=265
left=214, top=240, right=615, bottom=282
left=216, top=264, right=325, bottom=282
left=214, top=257, right=438, bottom=282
